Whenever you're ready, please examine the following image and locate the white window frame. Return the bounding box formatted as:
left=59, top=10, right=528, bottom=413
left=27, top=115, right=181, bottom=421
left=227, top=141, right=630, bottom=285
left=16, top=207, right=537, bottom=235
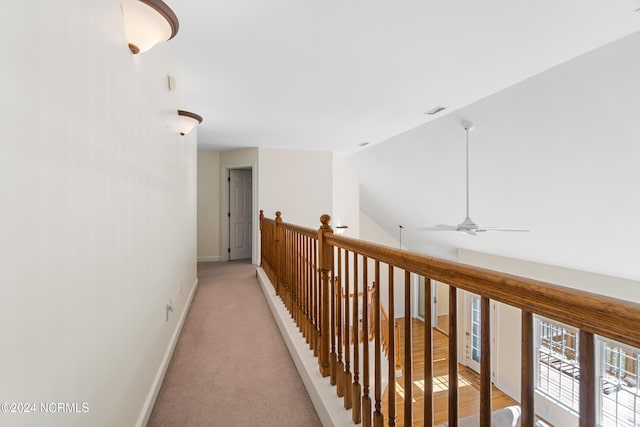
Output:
left=534, top=316, right=580, bottom=413
left=599, top=338, right=640, bottom=427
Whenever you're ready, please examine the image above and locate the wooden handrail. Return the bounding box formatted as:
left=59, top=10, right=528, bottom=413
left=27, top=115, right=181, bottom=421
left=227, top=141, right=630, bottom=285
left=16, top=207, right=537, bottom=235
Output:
left=259, top=211, right=640, bottom=427
left=325, top=232, right=640, bottom=348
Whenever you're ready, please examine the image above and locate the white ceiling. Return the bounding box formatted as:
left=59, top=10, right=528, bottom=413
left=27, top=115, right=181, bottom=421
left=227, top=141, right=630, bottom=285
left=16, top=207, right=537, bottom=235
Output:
left=168, top=1, right=640, bottom=152
left=350, top=29, right=640, bottom=281
left=167, top=1, right=640, bottom=281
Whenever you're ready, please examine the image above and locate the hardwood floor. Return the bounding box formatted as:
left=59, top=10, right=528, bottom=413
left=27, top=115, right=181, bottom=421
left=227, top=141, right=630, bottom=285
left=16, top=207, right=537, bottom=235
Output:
left=436, top=314, right=449, bottom=335
left=380, top=318, right=518, bottom=426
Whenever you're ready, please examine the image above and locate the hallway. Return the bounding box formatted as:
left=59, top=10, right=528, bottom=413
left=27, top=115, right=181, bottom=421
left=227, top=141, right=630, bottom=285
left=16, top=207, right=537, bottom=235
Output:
left=148, top=261, right=321, bottom=426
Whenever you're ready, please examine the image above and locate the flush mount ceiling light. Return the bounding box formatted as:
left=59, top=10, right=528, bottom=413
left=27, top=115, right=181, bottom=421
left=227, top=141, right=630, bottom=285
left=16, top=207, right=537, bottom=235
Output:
left=178, top=110, right=203, bottom=136
left=121, top=0, right=179, bottom=54
left=335, top=225, right=348, bottom=235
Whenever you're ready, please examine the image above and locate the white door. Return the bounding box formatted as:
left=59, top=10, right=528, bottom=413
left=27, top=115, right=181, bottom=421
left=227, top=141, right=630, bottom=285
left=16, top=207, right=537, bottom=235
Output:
left=434, top=281, right=449, bottom=336
left=229, top=169, right=252, bottom=260
left=466, top=294, right=482, bottom=372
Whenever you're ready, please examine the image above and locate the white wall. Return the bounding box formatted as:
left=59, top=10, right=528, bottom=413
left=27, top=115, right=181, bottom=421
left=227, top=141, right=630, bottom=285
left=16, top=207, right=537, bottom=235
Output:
left=258, top=148, right=333, bottom=229
left=350, top=31, right=640, bottom=282
left=458, top=249, right=640, bottom=427
left=197, top=151, right=221, bottom=260
left=332, top=153, right=360, bottom=238
left=359, top=212, right=407, bottom=318
left=0, top=3, right=197, bottom=426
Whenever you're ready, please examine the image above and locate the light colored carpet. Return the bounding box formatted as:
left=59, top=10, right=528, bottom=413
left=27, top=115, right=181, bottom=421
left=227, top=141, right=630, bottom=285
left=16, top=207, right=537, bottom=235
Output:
left=148, top=260, right=321, bottom=427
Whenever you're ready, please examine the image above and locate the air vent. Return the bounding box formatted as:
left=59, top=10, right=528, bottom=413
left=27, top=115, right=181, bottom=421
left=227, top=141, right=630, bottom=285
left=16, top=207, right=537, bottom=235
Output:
left=426, top=106, right=446, bottom=115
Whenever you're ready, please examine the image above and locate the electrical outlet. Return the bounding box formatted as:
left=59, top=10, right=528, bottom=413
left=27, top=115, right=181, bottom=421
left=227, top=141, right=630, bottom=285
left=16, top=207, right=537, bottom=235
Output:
left=166, top=298, right=174, bottom=322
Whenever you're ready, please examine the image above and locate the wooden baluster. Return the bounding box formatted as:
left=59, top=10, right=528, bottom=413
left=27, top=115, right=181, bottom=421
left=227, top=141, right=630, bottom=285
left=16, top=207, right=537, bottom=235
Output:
left=284, top=228, right=288, bottom=312
left=521, top=310, right=534, bottom=427
left=307, top=235, right=312, bottom=345
left=293, top=232, right=298, bottom=322
left=344, top=250, right=353, bottom=409
left=352, top=252, right=362, bottom=424
left=480, top=296, right=491, bottom=427
left=299, top=234, right=304, bottom=333
left=449, top=285, right=458, bottom=427
left=302, top=233, right=306, bottom=333
left=404, top=270, right=413, bottom=426
left=362, top=257, right=371, bottom=427
left=309, top=235, right=315, bottom=350
left=300, top=235, right=305, bottom=337
left=336, top=248, right=345, bottom=397
left=259, top=210, right=264, bottom=267
left=318, top=214, right=332, bottom=377
left=388, top=267, right=397, bottom=427
left=373, top=261, right=383, bottom=427
left=288, top=227, right=292, bottom=305
left=579, top=330, right=596, bottom=427
left=330, top=253, right=337, bottom=386
left=309, top=236, right=313, bottom=344
left=299, top=234, right=304, bottom=332
left=274, top=211, right=282, bottom=295
left=424, top=277, right=433, bottom=427
left=316, top=238, right=321, bottom=358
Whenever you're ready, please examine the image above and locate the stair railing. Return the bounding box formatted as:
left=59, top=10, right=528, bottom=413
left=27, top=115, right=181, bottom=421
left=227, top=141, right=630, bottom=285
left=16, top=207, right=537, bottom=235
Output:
left=259, top=211, right=640, bottom=427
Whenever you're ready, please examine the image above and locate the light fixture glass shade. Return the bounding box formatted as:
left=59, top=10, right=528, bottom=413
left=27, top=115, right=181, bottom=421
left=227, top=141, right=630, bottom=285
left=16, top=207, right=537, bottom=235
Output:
left=335, top=225, right=348, bottom=235
left=121, top=0, right=179, bottom=54
left=178, top=110, right=203, bottom=136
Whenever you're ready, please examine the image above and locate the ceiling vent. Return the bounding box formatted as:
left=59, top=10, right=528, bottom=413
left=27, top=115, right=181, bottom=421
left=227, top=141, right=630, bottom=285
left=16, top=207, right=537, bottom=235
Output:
left=426, top=106, right=446, bottom=115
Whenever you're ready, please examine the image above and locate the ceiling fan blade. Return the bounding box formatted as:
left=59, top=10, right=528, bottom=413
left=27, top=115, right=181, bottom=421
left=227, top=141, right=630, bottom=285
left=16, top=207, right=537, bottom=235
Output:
left=416, top=224, right=458, bottom=231
left=482, top=228, right=530, bottom=232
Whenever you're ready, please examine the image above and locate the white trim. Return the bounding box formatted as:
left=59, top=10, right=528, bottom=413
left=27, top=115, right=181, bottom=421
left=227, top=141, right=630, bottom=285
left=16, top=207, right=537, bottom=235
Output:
left=197, top=256, right=222, bottom=262
left=136, top=277, right=200, bottom=427
left=256, top=268, right=353, bottom=427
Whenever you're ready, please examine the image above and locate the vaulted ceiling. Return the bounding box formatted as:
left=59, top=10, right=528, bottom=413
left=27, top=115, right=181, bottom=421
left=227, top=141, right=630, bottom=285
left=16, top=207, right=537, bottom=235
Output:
left=168, top=2, right=640, bottom=280
left=168, top=1, right=640, bottom=152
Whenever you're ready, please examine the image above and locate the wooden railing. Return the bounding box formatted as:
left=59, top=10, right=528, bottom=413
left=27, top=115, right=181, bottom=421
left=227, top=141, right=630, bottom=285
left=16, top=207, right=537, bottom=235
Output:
left=259, top=211, right=640, bottom=427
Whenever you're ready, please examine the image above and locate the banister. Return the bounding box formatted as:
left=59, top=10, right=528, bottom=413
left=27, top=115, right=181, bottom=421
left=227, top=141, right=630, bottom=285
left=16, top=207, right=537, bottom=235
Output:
left=259, top=211, right=640, bottom=427
left=326, top=232, right=640, bottom=349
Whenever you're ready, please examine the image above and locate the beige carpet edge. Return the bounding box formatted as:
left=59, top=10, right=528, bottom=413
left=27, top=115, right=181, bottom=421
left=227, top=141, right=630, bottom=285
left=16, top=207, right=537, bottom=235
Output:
left=136, top=277, right=200, bottom=427
left=256, top=268, right=353, bottom=427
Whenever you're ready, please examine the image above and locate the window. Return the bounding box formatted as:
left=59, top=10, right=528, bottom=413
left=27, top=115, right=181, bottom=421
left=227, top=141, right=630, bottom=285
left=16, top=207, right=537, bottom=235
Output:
left=535, top=317, right=640, bottom=426
left=536, top=318, right=580, bottom=412
left=601, top=342, right=640, bottom=427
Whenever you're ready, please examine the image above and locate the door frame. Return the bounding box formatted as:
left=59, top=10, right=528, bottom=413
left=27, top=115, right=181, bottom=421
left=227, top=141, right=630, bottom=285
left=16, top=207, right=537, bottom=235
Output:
left=461, top=290, right=497, bottom=379
left=228, top=168, right=253, bottom=261
left=221, top=163, right=258, bottom=264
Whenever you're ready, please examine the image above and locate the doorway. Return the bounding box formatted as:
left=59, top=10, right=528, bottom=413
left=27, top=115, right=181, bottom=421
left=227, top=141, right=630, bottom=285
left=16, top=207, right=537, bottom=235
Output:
left=228, top=168, right=252, bottom=260
left=418, top=278, right=449, bottom=336
left=466, top=294, right=481, bottom=372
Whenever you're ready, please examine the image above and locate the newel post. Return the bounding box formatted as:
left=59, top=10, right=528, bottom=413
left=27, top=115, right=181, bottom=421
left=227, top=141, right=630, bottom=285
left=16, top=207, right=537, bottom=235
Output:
left=318, top=214, right=333, bottom=377
left=274, top=211, right=283, bottom=296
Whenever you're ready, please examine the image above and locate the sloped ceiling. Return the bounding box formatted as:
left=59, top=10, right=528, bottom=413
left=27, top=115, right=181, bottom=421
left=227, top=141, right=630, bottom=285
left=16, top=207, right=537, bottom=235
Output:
left=169, top=1, right=640, bottom=152
left=167, top=2, right=640, bottom=280
left=349, top=31, right=640, bottom=281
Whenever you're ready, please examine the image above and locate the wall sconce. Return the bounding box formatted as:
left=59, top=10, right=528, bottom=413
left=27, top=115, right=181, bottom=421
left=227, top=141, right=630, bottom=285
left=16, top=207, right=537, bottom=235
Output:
left=178, top=110, right=203, bottom=136
left=335, top=225, right=348, bottom=235
left=121, top=0, right=179, bottom=54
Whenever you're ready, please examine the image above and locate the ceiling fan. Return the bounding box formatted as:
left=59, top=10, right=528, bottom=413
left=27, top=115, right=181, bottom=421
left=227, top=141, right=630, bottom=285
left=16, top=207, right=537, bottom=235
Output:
left=418, top=120, right=529, bottom=236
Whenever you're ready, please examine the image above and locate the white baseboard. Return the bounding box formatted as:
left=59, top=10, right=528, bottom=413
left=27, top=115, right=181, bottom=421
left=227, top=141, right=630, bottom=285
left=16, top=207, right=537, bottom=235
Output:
left=197, top=256, right=222, bottom=262
left=256, top=268, right=353, bottom=427
left=136, top=277, right=199, bottom=427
